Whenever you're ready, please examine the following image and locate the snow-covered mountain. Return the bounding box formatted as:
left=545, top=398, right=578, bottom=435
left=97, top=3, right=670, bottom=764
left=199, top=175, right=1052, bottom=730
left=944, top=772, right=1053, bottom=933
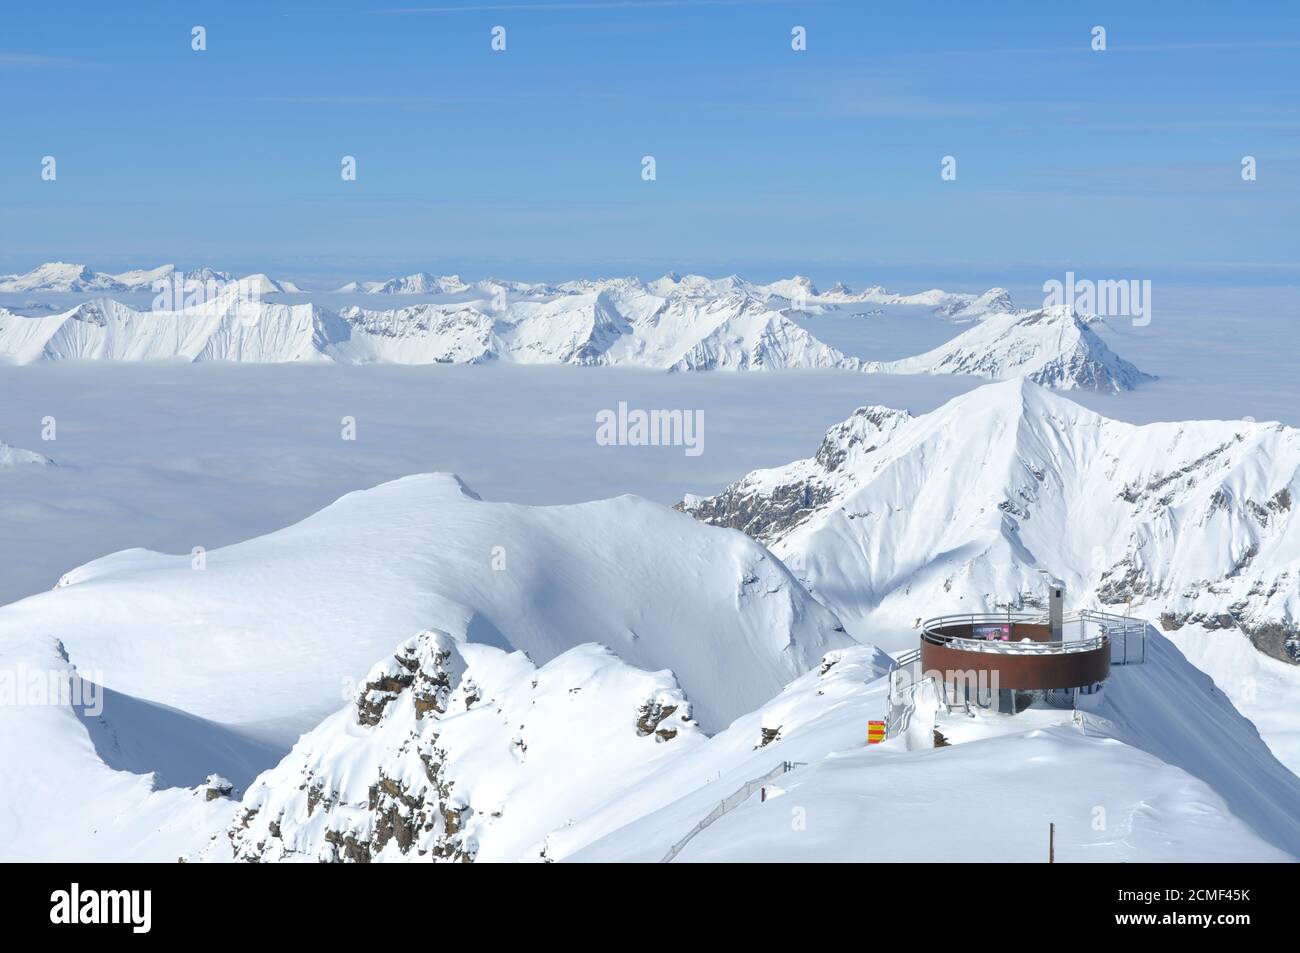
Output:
left=335, top=273, right=472, bottom=295
left=331, top=269, right=1014, bottom=317
left=0, top=287, right=862, bottom=371
left=0, top=439, right=52, bottom=467
left=0, top=262, right=123, bottom=293
left=681, top=378, right=1300, bottom=664
left=0, top=472, right=858, bottom=861
left=7, top=269, right=1155, bottom=383
left=0, top=262, right=301, bottom=294
left=221, top=630, right=707, bottom=862
left=3, top=466, right=1299, bottom=863
left=815, top=282, right=1016, bottom=318
left=865, top=306, right=1153, bottom=392
left=4, top=473, right=852, bottom=739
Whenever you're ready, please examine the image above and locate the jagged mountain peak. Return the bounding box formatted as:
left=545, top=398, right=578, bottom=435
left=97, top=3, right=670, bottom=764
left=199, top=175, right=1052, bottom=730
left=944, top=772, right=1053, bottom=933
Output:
left=683, top=380, right=1300, bottom=662
left=220, top=630, right=704, bottom=862
left=868, top=306, right=1153, bottom=393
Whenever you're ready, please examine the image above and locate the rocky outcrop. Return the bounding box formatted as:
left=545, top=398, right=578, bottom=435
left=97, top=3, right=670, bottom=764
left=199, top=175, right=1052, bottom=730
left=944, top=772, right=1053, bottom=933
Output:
left=220, top=631, right=705, bottom=862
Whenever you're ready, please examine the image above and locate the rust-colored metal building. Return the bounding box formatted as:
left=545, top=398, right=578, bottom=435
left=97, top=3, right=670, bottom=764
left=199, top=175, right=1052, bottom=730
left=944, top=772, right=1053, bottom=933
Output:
left=916, top=601, right=1144, bottom=713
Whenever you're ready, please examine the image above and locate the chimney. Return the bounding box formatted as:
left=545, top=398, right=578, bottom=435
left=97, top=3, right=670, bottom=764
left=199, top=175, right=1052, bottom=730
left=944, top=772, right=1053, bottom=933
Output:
left=1049, top=580, right=1064, bottom=640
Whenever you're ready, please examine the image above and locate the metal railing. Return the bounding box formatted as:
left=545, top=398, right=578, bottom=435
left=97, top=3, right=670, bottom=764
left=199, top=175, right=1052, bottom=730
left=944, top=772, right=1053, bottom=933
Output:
left=919, top=609, right=1146, bottom=662
left=922, top=631, right=1108, bottom=655
left=920, top=611, right=1041, bottom=639
left=894, top=648, right=921, bottom=667
left=1077, top=609, right=1147, bottom=665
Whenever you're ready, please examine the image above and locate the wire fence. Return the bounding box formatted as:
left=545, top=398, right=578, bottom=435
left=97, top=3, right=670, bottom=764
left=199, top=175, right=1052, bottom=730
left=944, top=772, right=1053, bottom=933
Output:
left=660, top=760, right=806, bottom=863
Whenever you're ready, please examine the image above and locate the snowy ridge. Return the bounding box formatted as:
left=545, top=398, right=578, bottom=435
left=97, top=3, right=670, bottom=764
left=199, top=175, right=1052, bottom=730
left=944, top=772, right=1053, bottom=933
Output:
left=0, top=274, right=1152, bottom=386
left=0, top=261, right=301, bottom=294
left=330, top=268, right=1015, bottom=319
left=866, top=306, right=1154, bottom=393
left=1, top=472, right=853, bottom=738
left=0, top=473, right=857, bottom=861
left=335, top=273, right=471, bottom=295
left=682, top=379, right=1300, bottom=664
left=0, top=288, right=861, bottom=371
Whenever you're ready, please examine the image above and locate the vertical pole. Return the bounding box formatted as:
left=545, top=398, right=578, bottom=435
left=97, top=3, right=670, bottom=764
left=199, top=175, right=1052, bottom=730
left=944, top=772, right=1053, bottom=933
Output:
left=1049, top=822, right=1055, bottom=864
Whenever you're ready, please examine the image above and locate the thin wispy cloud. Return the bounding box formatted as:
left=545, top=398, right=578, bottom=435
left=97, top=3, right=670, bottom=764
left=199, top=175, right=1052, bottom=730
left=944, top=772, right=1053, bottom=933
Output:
left=375, top=0, right=799, bottom=13
left=916, top=39, right=1300, bottom=58
left=0, top=52, right=88, bottom=68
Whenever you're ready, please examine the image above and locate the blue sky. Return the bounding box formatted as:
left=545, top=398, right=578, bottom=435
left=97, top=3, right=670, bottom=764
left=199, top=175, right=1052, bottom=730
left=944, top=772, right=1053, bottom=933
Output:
left=1, top=0, right=1298, bottom=287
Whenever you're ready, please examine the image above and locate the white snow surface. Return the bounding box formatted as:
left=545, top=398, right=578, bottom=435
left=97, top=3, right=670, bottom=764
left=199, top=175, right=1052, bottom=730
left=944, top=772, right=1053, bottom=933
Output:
left=0, top=473, right=858, bottom=861
left=0, top=473, right=854, bottom=741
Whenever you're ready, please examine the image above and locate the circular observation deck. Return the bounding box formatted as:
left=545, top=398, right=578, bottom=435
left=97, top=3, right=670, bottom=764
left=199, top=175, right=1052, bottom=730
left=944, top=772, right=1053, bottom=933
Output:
left=918, top=613, right=1110, bottom=690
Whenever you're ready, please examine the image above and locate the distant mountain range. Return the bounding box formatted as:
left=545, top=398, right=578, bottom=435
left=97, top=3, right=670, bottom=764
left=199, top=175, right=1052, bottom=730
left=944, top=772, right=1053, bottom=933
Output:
left=0, top=267, right=1154, bottom=388
left=0, top=262, right=301, bottom=294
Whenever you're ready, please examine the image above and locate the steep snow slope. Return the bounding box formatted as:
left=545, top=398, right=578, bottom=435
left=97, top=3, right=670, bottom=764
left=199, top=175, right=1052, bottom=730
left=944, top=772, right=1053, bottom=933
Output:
left=0, top=298, right=327, bottom=363
left=1163, top=625, right=1300, bottom=776
left=0, top=473, right=855, bottom=740
left=210, top=630, right=708, bottom=862
left=682, top=379, right=1300, bottom=665
left=0, top=634, right=254, bottom=861
left=866, top=306, right=1153, bottom=392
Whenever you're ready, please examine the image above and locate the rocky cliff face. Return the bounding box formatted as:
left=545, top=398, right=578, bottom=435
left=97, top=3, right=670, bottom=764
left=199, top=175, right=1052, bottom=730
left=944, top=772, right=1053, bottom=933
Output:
left=224, top=630, right=703, bottom=863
